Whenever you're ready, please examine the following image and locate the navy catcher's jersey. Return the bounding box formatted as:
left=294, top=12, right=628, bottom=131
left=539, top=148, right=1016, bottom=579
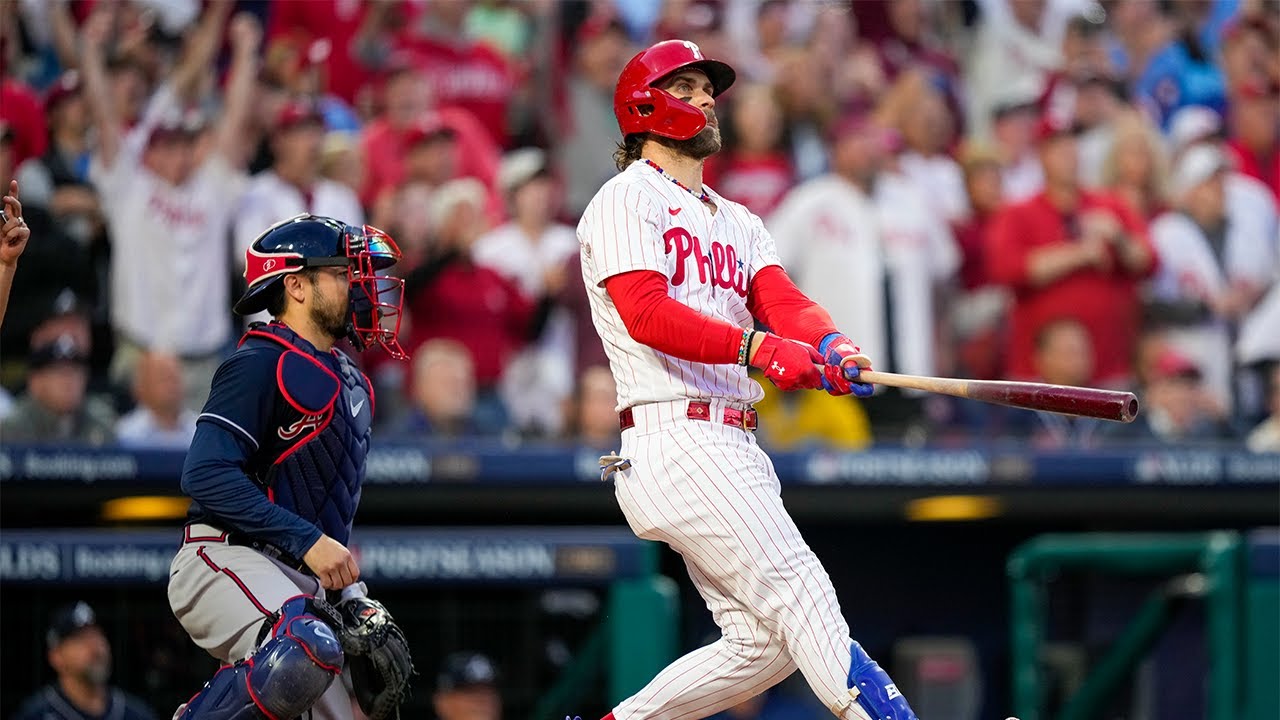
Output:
left=180, top=322, right=374, bottom=560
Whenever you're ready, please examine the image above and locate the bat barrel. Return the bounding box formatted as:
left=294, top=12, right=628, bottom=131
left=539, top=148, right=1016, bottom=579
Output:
left=970, top=381, right=1139, bottom=423
left=858, top=371, right=1140, bottom=423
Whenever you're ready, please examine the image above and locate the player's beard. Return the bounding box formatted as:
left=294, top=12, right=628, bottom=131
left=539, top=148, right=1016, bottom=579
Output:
left=79, top=658, right=111, bottom=686
left=311, top=283, right=352, bottom=341
left=655, top=111, right=721, bottom=160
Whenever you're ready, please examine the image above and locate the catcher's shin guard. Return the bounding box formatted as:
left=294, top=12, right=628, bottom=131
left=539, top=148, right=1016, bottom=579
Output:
left=180, top=596, right=345, bottom=719
left=847, top=642, right=918, bottom=720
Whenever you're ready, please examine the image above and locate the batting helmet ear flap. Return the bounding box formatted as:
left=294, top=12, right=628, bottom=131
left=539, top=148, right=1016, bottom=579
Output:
left=617, top=85, right=711, bottom=141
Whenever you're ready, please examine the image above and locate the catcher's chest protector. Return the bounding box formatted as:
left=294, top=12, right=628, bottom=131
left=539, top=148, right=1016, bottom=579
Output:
left=242, top=324, right=374, bottom=545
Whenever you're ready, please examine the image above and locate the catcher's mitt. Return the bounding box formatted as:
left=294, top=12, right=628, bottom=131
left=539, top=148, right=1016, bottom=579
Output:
left=337, top=596, right=414, bottom=719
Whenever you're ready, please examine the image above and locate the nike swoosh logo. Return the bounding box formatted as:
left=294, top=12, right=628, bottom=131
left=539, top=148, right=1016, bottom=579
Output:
left=668, top=207, right=682, bottom=215
left=350, top=398, right=365, bottom=417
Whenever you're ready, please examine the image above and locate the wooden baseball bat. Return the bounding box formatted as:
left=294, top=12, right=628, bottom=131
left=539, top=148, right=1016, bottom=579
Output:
left=856, top=370, right=1140, bottom=423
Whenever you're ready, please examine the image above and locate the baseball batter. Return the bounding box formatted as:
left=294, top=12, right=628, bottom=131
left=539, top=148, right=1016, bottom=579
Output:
left=579, top=41, right=918, bottom=720
left=166, top=214, right=410, bottom=719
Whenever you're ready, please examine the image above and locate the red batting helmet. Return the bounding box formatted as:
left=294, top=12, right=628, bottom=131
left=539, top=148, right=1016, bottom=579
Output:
left=613, top=39, right=735, bottom=141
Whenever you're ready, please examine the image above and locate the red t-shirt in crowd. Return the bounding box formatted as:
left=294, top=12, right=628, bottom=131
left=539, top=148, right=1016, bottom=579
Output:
left=986, top=191, right=1157, bottom=384
left=951, top=211, right=994, bottom=292
left=1225, top=138, right=1280, bottom=203
left=266, top=0, right=371, bottom=105
left=358, top=108, right=501, bottom=210
left=393, top=35, right=516, bottom=149
left=404, top=260, right=535, bottom=385
left=704, top=153, right=794, bottom=218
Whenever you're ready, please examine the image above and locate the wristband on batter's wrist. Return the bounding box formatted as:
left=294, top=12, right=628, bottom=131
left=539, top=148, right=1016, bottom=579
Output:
left=737, top=329, right=757, bottom=366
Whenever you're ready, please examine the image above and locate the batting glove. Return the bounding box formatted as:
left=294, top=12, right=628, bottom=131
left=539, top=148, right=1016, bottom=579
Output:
left=819, top=333, right=874, bottom=398
left=751, top=333, right=825, bottom=392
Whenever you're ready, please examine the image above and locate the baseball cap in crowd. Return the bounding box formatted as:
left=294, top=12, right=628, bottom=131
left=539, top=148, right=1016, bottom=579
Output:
left=405, top=114, right=456, bottom=148
left=1035, top=111, right=1077, bottom=143
left=498, top=147, right=551, bottom=194
left=44, top=70, right=82, bottom=113
left=29, top=333, right=91, bottom=371
left=990, top=77, right=1043, bottom=121
left=827, top=110, right=900, bottom=152
left=1151, top=348, right=1201, bottom=381
left=1168, top=144, right=1230, bottom=199
left=436, top=651, right=498, bottom=691
left=34, top=287, right=90, bottom=325
left=380, top=51, right=424, bottom=85
left=957, top=140, right=1002, bottom=175
left=274, top=100, right=325, bottom=133
left=148, top=106, right=208, bottom=144
left=46, top=601, right=99, bottom=649
left=429, top=178, right=488, bottom=232
left=575, top=16, right=627, bottom=46
left=1167, top=105, right=1224, bottom=156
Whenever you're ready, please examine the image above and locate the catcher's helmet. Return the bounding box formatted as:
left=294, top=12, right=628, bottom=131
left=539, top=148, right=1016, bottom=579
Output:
left=613, top=39, right=735, bottom=141
left=236, top=214, right=406, bottom=358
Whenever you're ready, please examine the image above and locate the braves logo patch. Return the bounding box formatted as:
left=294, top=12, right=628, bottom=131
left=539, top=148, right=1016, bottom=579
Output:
left=278, top=412, right=325, bottom=441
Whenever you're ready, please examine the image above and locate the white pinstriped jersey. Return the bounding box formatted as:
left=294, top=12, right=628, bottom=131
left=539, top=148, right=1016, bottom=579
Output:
left=578, top=160, right=782, bottom=410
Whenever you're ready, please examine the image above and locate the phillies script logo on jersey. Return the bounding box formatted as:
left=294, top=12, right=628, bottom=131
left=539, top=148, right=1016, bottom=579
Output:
left=278, top=413, right=326, bottom=441
left=664, top=227, right=748, bottom=297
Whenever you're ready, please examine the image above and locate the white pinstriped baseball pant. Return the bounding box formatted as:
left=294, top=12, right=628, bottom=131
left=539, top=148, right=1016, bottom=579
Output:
left=611, top=400, right=872, bottom=720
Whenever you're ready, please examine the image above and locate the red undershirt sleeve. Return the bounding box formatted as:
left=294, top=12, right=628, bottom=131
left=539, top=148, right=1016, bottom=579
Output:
left=603, top=270, right=744, bottom=364
left=746, top=265, right=839, bottom=347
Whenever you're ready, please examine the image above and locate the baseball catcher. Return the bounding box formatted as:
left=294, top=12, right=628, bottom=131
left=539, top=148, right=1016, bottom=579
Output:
left=167, top=215, right=412, bottom=719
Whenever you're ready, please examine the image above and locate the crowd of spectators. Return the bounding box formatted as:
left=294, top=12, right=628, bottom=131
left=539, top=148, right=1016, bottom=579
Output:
left=0, top=0, right=1276, bottom=451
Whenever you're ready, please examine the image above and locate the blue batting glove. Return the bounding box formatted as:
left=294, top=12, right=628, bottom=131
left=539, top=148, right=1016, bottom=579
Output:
left=819, top=333, right=875, bottom=398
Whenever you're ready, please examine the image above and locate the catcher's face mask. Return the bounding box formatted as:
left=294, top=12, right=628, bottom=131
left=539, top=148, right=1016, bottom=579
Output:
left=342, top=225, right=406, bottom=360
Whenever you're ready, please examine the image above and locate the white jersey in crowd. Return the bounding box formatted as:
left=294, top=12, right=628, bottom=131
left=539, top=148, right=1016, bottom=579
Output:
left=769, top=170, right=959, bottom=378
left=91, top=84, right=246, bottom=356
left=769, top=175, right=885, bottom=365
left=873, top=171, right=960, bottom=376
left=474, top=221, right=580, bottom=434
left=578, top=160, right=782, bottom=411
left=474, top=221, right=580, bottom=297
left=898, top=151, right=970, bottom=224
left=1149, top=184, right=1278, bottom=409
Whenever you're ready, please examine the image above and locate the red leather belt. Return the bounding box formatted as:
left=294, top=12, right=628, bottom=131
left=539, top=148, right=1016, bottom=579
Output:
left=619, top=401, right=758, bottom=432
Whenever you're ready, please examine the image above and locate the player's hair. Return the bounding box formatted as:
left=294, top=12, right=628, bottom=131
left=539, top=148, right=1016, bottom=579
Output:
left=264, top=267, right=321, bottom=318
left=613, top=134, right=647, bottom=171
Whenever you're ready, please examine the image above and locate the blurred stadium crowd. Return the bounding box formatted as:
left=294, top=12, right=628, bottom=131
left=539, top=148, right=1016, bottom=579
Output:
left=0, top=0, right=1277, bottom=452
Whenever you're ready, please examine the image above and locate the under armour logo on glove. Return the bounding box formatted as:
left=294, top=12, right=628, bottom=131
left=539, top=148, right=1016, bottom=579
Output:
left=751, top=334, right=824, bottom=392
